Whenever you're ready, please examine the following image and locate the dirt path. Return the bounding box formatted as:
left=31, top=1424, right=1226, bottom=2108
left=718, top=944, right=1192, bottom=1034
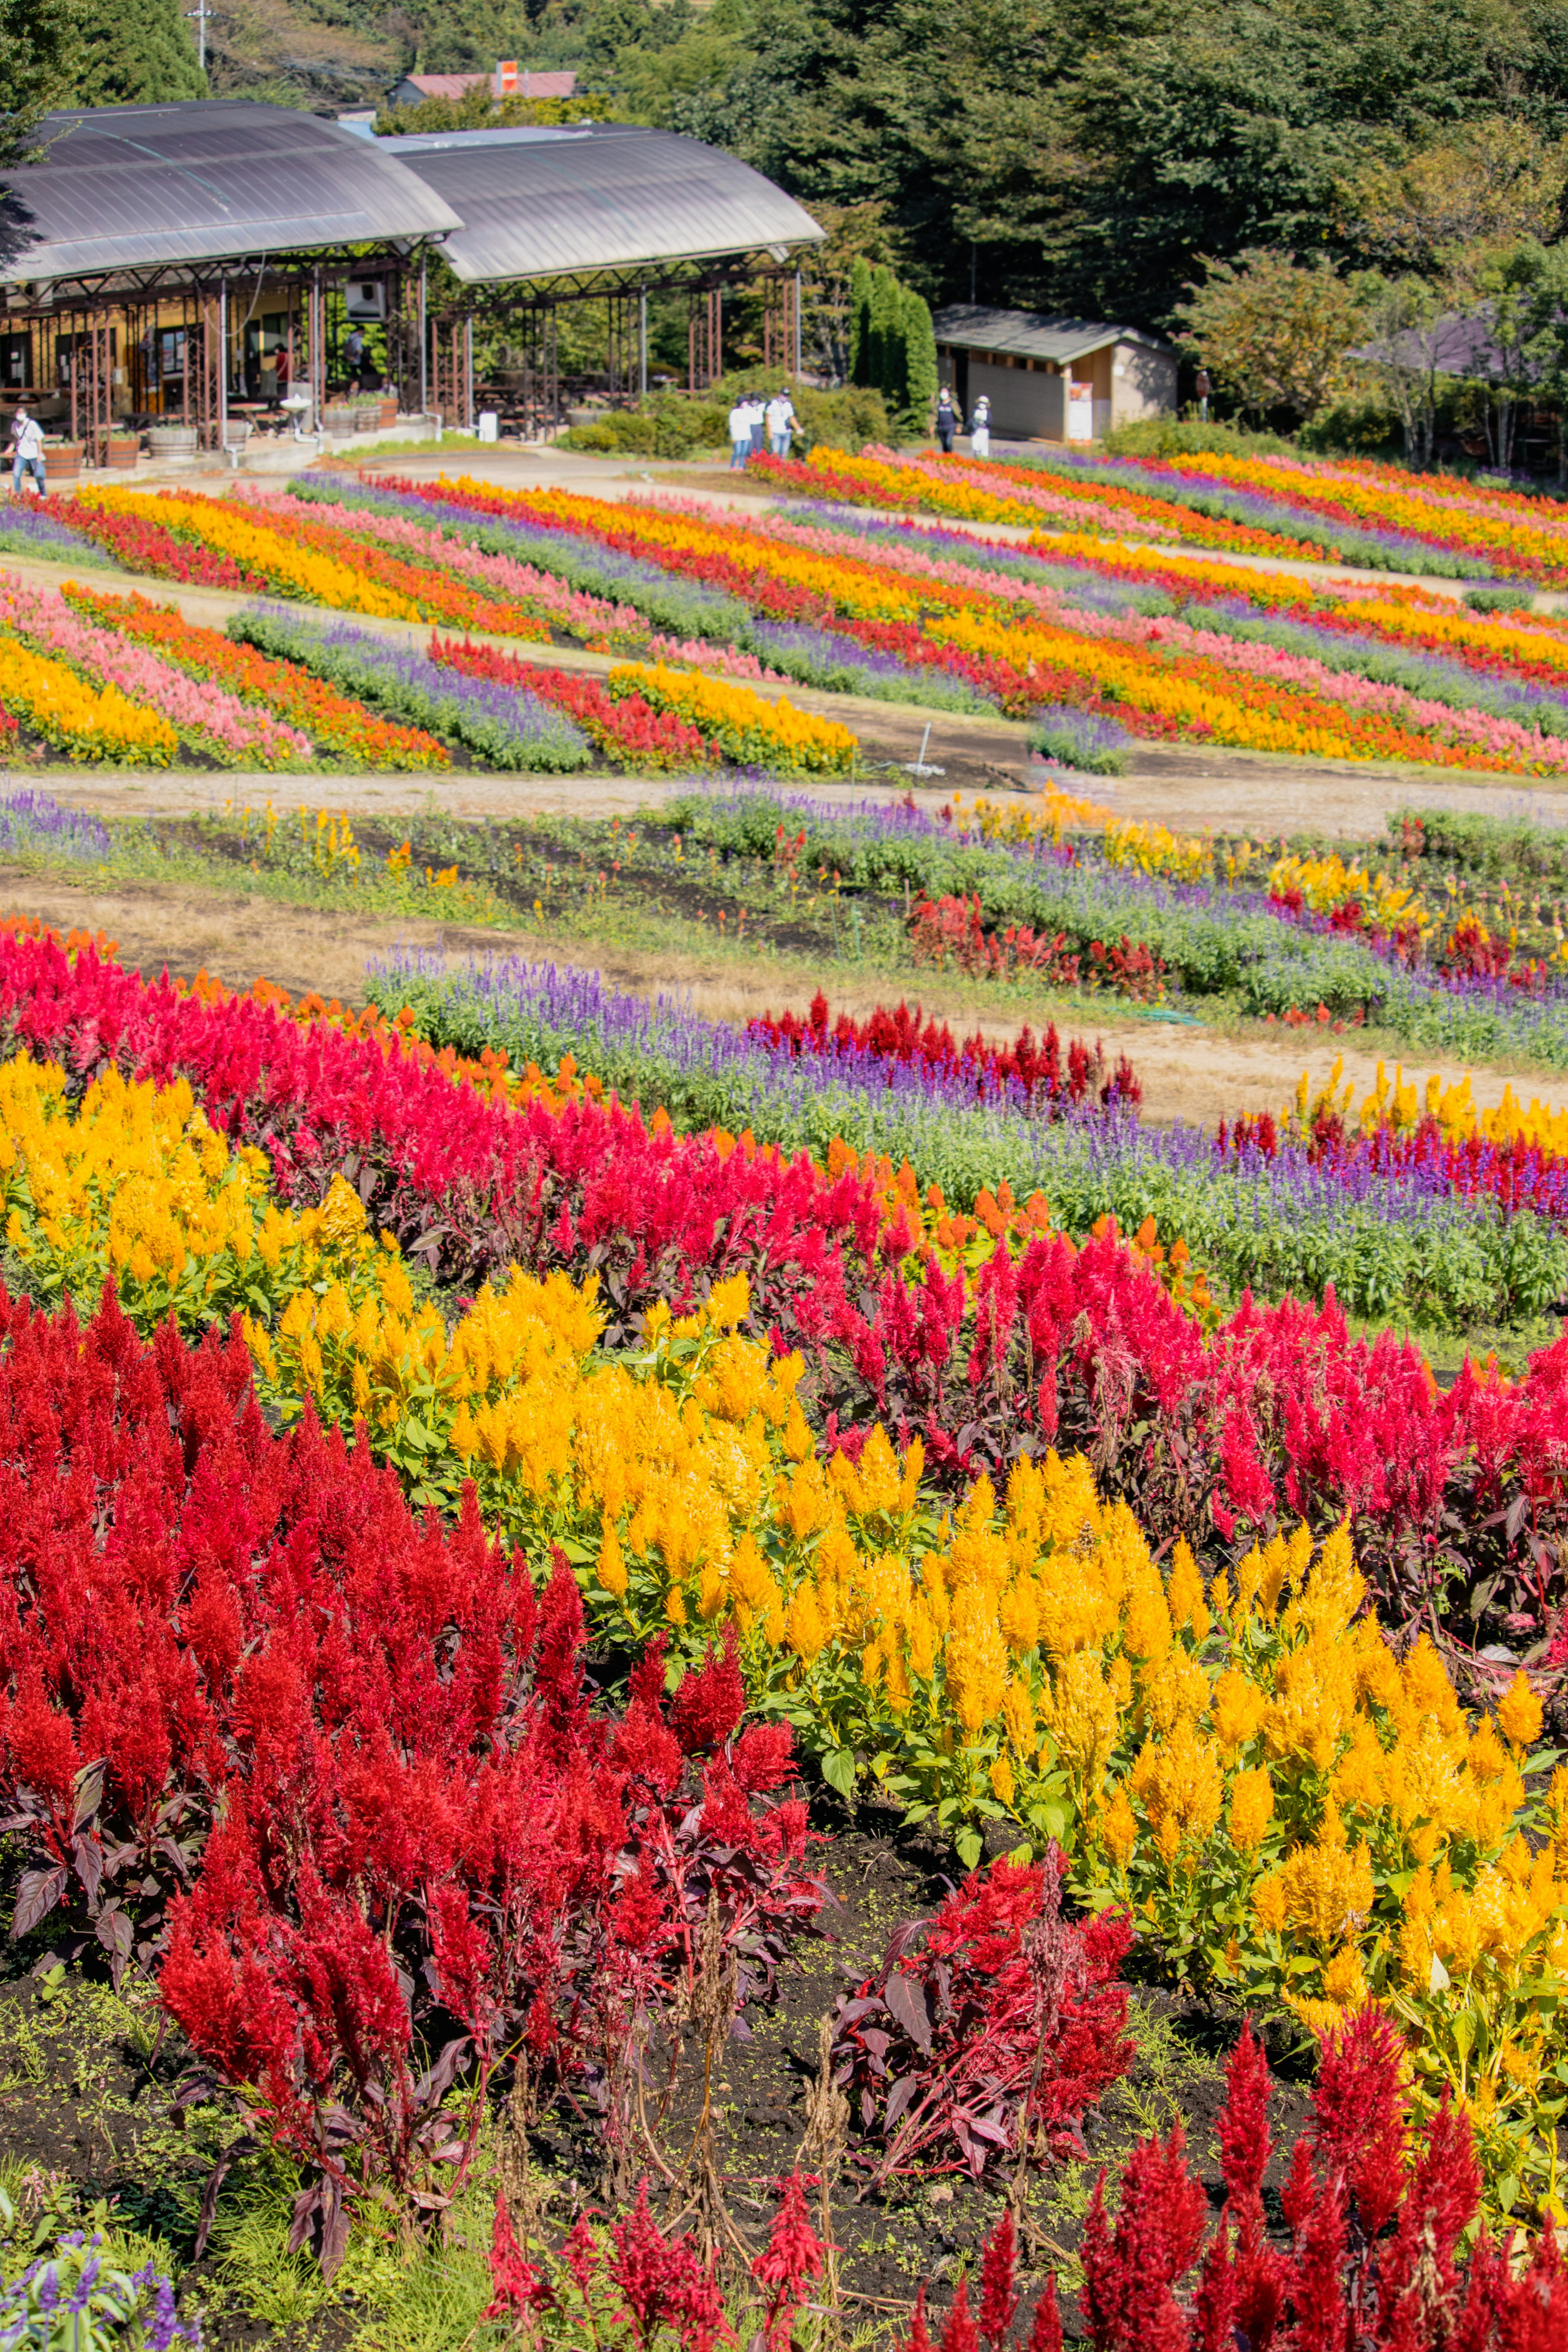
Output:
left=6, top=869, right=1555, bottom=1130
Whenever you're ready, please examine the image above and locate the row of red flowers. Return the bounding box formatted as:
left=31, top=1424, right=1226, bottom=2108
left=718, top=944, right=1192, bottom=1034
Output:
left=2, top=921, right=1566, bottom=1662
left=428, top=635, right=710, bottom=769
left=748, top=991, right=1143, bottom=1108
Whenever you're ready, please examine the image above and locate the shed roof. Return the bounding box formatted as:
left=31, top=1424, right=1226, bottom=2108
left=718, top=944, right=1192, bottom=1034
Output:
left=0, top=101, right=461, bottom=288
left=932, top=305, right=1172, bottom=363
left=381, top=123, right=822, bottom=283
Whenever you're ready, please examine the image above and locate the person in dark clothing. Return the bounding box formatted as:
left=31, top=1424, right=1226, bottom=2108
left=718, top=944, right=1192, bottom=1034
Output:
left=935, top=385, right=958, bottom=453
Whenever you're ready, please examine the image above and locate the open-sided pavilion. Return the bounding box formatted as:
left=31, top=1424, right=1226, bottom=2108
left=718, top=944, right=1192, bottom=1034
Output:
left=0, top=100, right=822, bottom=461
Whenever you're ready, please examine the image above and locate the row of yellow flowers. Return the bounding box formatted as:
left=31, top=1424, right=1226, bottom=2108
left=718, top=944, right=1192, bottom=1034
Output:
left=0, top=630, right=177, bottom=764
left=1292, top=1052, right=1568, bottom=1161
left=74, top=486, right=424, bottom=624
left=9, top=1035, right=1566, bottom=2214
left=606, top=660, right=858, bottom=774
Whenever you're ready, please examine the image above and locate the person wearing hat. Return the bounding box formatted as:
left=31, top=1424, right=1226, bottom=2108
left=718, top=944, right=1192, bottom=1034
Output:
left=9, top=405, right=45, bottom=499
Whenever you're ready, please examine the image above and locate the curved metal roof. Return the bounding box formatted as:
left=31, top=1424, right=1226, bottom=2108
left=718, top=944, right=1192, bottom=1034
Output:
left=380, top=124, right=823, bottom=284
left=0, top=102, right=461, bottom=287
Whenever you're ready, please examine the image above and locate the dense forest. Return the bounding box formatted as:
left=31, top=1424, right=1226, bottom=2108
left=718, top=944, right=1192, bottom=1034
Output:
left=9, top=0, right=1568, bottom=353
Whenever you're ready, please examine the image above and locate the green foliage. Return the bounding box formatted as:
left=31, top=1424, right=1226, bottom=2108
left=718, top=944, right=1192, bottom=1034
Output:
left=557, top=376, right=889, bottom=455
left=373, top=88, right=611, bottom=132
left=1102, top=415, right=1296, bottom=458
left=0, top=0, right=78, bottom=169
left=73, top=0, right=206, bottom=104
left=901, top=284, right=938, bottom=427
left=1172, top=248, right=1364, bottom=423
left=848, top=254, right=872, bottom=383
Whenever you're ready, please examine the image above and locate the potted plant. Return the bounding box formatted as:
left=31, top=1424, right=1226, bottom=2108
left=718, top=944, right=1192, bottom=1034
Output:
left=147, top=423, right=200, bottom=460
left=45, top=439, right=84, bottom=482
left=104, top=434, right=140, bottom=470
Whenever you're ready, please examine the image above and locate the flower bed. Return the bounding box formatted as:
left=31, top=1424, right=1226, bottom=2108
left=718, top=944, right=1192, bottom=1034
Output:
left=0, top=577, right=312, bottom=768
left=429, top=635, right=711, bottom=769
left=8, top=922, right=1568, bottom=1675
left=227, top=607, right=592, bottom=775
left=0, top=630, right=177, bottom=764
left=4, top=940, right=1568, bottom=2253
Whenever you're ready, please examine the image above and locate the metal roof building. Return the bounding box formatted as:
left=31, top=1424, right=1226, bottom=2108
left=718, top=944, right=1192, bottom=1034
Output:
left=0, top=102, right=461, bottom=292
left=379, top=124, right=822, bottom=286
left=0, top=100, right=822, bottom=452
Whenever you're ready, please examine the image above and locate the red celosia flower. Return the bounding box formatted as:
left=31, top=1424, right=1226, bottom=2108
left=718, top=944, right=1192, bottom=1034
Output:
left=939, top=2276, right=979, bottom=2352
left=978, top=2209, right=1019, bottom=2349
left=670, top=1625, right=746, bottom=1755
left=606, top=2179, right=728, bottom=2352
left=751, top=2172, right=824, bottom=2352
left=1080, top=2127, right=1206, bottom=2352
left=483, top=2189, right=551, bottom=2321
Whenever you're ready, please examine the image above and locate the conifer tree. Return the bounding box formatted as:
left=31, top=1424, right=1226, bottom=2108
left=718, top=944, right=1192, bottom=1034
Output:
left=902, top=285, right=937, bottom=431
left=847, top=255, right=873, bottom=385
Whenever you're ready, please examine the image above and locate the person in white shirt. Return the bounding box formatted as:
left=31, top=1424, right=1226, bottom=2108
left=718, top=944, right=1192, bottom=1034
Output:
left=728, top=397, right=752, bottom=469
left=10, top=407, right=45, bottom=498
left=969, top=394, right=991, bottom=459
left=765, top=386, right=797, bottom=457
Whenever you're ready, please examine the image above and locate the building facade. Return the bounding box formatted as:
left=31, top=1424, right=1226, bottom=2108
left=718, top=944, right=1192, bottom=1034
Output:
left=933, top=306, right=1177, bottom=443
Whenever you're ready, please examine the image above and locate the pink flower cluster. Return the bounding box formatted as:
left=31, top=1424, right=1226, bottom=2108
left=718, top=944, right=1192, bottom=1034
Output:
left=0, top=580, right=312, bottom=766
left=1147, top=615, right=1568, bottom=768
left=643, top=633, right=790, bottom=682
left=246, top=490, right=646, bottom=643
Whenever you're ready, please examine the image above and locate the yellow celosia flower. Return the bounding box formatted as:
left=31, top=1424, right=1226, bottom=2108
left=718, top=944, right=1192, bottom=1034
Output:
left=1229, top=1767, right=1275, bottom=1855
left=1495, top=1672, right=1544, bottom=1756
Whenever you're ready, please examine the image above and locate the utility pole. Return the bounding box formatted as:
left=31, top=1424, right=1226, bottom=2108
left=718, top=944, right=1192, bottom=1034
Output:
left=186, top=0, right=208, bottom=71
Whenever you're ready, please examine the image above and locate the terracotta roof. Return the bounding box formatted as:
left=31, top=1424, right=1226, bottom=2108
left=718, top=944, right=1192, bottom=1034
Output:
left=396, top=71, right=577, bottom=100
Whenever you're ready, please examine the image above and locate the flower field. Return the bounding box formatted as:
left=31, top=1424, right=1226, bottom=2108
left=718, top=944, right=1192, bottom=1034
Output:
left=3, top=905, right=1568, bottom=2336
left=9, top=464, right=1568, bottom=777
left=15, top=449, right=1568, bottom=2343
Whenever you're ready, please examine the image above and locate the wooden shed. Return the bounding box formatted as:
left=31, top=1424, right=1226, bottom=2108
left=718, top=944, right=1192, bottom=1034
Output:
left=932, top=306, right=1176, bottom=443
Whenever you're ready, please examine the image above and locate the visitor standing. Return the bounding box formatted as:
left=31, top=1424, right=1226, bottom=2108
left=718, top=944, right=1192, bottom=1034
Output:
left=765, top=384, right=797, bottom=457
left=935, top=385, right=958, bottom=452
left=969, top=393, right=991, bottom=458
left=748, top=394, right=767, bottom=459
left=344, top=326, right=367, bottom=394
left=728, top=392, right=752, bottom=468
left=1195, top=367, right=1211, bottom=422
left=10, top=406, right=45, bottom=499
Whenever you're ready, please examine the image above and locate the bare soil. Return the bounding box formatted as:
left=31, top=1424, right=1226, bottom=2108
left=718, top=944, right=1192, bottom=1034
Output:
left=2, top=868, right=1551, bottom=1131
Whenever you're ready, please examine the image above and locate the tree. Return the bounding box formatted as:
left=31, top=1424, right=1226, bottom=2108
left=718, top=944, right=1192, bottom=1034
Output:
left=847, top=254, right=873, bottom=385
left=1354, top=273, right=1448, bottom=468
left=1343, top=117, right=1568, bottom=292
left=867, top=261, right=904, bottom=406
left=0, top=0, right=79, bottom=173
left=902, top=284, right=937, bottom=429
left=74, top=0, right=207, bottom=103
left=1171, top=248, right=1363, bottom=421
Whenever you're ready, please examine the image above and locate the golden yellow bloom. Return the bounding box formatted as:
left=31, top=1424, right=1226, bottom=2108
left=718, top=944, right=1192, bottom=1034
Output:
left=1130, top=1721, right=1225, bottom=1862
left=1229, top=1767, right=1275, bottom=1855
left=1050, top=1649, right=1119, bottom=1793
left=596, top=1519, right=628, bottom=1599
left=1212, top=1667, right=1268, bottom=1753
left=1496, top=1671, right=1544, bottom=1756
left=1102, top=1784, right=1138, bottom=1867
left=989, top=1754, right=1016, bottom=1809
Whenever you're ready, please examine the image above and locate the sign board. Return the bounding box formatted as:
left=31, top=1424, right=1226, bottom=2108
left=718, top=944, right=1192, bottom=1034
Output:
left=345, top=279, right=387, bottom=321
left=1066, top=384, right=1095, bottom=442
left=494, top=60, right=519, bottom=93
